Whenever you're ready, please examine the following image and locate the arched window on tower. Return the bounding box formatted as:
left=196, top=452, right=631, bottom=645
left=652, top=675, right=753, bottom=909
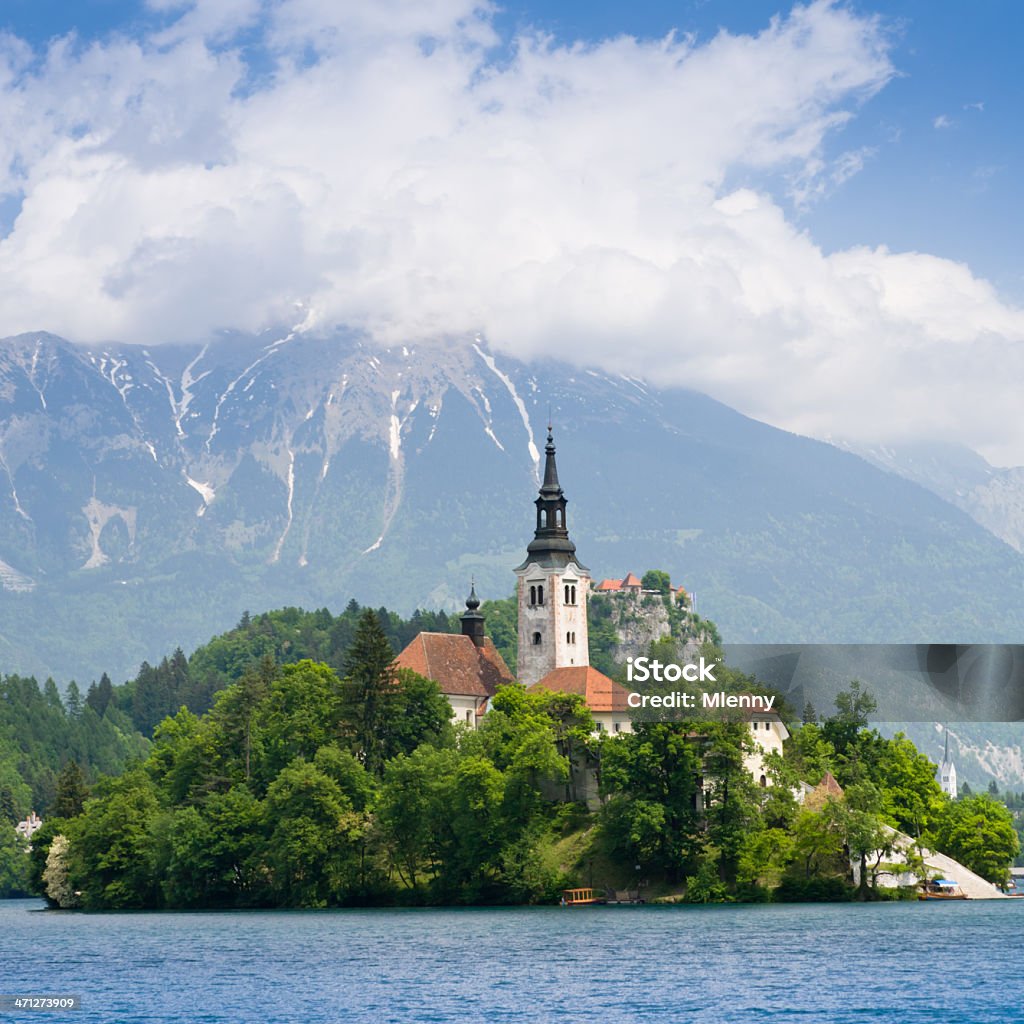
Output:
left=759, top=774, right=768, bottom=788
left=530, top=585, right=537, bottom=605
left=532, top=632, right=542, bottom=646
left=537, top=585, right=544, bottom=605
left=571, top=585, right=576, bottom=604
left=564, top=584, right=570, bottom=604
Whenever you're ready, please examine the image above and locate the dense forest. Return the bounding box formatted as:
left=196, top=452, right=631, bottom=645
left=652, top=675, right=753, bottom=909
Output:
left=8, top=610, right=1017, bottom=909
left=2, top=582, right=1021, bottom=905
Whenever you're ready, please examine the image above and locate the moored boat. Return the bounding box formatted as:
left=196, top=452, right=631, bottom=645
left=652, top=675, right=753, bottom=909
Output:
left=918, top=879, right=968, bottom=900
left=560, top=887, right=606, bottom=906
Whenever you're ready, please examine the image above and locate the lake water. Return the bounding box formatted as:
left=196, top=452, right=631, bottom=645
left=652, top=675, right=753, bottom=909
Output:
left=1, top=898, right=1022, bottom=1023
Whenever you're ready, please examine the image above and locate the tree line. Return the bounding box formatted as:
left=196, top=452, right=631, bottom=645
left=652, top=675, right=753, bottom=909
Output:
left=21, top=614, right=1019, bottom=908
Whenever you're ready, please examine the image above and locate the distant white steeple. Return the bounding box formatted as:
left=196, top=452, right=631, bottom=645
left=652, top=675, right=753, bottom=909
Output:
left=937, top=727, right=958, bottom=798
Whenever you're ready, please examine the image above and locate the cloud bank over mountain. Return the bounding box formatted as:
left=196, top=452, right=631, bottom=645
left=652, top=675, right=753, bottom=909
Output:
left=1, top=0, right=1023, bottom=461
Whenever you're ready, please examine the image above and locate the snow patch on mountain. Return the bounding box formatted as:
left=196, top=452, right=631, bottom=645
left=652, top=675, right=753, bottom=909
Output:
left=270, top=448, right=295, bottom=564
left=207, top=329, right=301, bottom=452
left=28, top=339, right=47, bottom=410
left=186, top=476, right=216, bottom=515
left=0, top=558, right=35, bottom=592
left=473, top=342, right=539, bottom=478
left=81, top=497, right=136, bottom=569
left=0, top=451, right=30, bottom=521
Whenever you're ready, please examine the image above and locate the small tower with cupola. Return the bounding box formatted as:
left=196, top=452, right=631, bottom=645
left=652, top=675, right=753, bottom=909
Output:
left=514, top=427, right=591, bottom=687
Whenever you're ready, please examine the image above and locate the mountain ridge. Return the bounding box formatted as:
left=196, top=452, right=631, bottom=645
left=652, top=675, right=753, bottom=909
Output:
left=1, top=328, right=1024, bottom=685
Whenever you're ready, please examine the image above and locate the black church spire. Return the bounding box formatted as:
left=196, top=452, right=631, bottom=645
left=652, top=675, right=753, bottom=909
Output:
left=516, top=426, right=587, bottom=570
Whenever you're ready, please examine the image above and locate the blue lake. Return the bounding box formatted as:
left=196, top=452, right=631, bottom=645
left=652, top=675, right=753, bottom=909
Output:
left=2, top=898, right=1023, bottom=1023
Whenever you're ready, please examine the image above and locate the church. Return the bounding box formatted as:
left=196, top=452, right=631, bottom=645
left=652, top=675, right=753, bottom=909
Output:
left=396, top=426, right=633, bottom=734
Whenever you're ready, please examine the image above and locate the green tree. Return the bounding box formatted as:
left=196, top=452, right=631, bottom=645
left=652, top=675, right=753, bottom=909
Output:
left=149, top=786, right=267, bottom=909
left=791, top=802, right=845, bottom=879
left=823, top=681, right=877, bottom=756
left=261, top=759, right=370, bottom=907
left=256, top=661, right=343, bottom=785
left=377, top=747, right=453, bottom=889
left=338, top=613, right=451, bottom=775
left=702, top=721, right=761, bottom=886
left=377, top=745, right=509, bottom=902
left=840, top=781, right=894, bottom=900
left=641, top=570, right=672, bottom=595
left=341, top=610, right=399, bottom=776
left=930, top=794, right=1019, bottom=886
left=85, top=673, right=114, bottom=717
left=685, top=859, right=728, bottom=902
left=52, top=761, right=90, bottom=819
left=872, top=733, right=945, bottom=837
left=0, top=821, right=31, bottom=897
left=600, top=722, right=703, bottom=881
left=65, top=681, right=83, bottom=718
left=68, top=769, right=162, bottom=909
left=479, top=687, right=575, bottom=808
left=737, top=827, right=794, bottom=891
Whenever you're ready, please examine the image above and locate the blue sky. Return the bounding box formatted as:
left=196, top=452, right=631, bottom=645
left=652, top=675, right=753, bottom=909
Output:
left=0, top=1, right=1022, bottom=461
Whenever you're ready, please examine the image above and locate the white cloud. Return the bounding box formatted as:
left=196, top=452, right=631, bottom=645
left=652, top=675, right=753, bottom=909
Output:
left=0, top=0, right=1023, bottom=463
left=933, top=113, right=954, bottom=129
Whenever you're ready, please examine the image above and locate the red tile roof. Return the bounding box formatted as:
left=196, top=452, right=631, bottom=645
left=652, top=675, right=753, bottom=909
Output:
left=529, top=665, right=632, bottom=713
left=595, top=579, right=623, bottom=591
left=621, top=572, right=643, bottom=588
left=395, top=632, right=514, bottom=698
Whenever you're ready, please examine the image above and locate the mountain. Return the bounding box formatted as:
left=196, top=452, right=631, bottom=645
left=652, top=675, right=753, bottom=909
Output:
left=833, top=439, right=1024, bottom=553
left=2, top=328, right=1024, bottom=686
left=894, top=721, right=1024, bottom=795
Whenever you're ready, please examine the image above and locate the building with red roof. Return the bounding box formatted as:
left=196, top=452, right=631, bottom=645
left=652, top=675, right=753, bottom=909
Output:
left=528, top=665, right=633, bottom=735
left=395, top=585, right=515, bottom=728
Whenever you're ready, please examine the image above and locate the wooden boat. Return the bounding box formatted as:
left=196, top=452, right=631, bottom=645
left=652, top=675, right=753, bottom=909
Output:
left=560, top=887, right=605, bottom=906
left=918, top=879, right=968, bottom=900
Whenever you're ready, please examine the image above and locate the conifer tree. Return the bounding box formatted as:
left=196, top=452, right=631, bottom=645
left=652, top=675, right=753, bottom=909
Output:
left=53, top=761, right=90, bottom=819
left=342, top=609, right=398, bottom=776
left=85, top=673, right=114, bottom=717
left=65, top=681, right=83, bottom=717
left=43, top=679, right=63, bottom=710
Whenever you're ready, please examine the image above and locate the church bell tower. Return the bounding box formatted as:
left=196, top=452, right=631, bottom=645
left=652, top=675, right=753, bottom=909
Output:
left=514, top=427, right=591, bottom=687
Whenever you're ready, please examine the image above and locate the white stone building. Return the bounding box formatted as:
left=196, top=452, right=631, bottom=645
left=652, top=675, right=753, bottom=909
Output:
left=744, top=710, right=790, bottom=787
left=15, top=811, right=43, bottom=841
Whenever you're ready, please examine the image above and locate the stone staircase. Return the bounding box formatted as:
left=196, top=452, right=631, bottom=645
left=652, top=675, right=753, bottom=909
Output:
left=919, top=847, right=1009, bottom=900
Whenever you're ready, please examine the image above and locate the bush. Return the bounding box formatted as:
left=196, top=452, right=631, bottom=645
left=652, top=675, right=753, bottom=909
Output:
left=773, top=876, right=853, bottom=902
